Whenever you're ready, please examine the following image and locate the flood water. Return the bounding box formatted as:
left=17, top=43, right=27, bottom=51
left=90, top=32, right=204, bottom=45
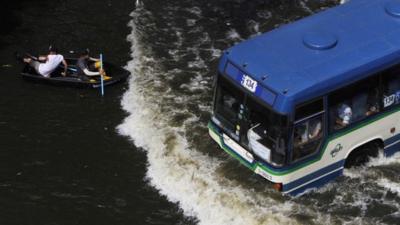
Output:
left=1, top=0, right=400, bottom=225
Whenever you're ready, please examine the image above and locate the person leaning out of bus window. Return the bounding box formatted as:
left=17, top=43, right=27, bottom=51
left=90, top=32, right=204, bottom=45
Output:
left=335, top=103, right=352, bottom=129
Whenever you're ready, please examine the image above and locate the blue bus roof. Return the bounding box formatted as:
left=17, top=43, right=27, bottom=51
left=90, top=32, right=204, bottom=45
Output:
left=219, top=0, right=400, bottom=115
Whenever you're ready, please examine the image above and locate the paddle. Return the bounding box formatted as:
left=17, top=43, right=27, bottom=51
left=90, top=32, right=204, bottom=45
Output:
left=100, top=54, right=104, bottom=96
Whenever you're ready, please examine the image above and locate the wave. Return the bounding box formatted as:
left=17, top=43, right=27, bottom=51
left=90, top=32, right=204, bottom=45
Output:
left=118, top=1, right=400, bottom=225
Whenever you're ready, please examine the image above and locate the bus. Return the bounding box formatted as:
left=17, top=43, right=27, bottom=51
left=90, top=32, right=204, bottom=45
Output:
left=208, top=0, right=400, bottom=195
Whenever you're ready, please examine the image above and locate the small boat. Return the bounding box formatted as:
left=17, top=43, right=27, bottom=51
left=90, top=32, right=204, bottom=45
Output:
left=20, top=58, right=130, bottom=88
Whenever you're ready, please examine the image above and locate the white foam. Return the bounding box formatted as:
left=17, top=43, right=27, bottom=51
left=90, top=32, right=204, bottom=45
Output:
left=188, top=58, right=206, bottom=69
left=367, top=151, right=400, bottom=167
left=209, top=47, right=222, bottom=58
left=226, top=29, right=243, bottom=42
left=186, top=7, right=202, bottom=18
left=247, top=20, right=261, bottom=37
left=118, top=5, right=300, bottom=225
left=299, top=1, right=313, bottom=14
left=119, top=2, right=400, bottom=225
left=257, top=11, right=272, bottom=20
left=342, top=152, right=400, bottom=179
left=378, top=178, right=400, bottom=195
left=186, top=19, right=197, bottom=27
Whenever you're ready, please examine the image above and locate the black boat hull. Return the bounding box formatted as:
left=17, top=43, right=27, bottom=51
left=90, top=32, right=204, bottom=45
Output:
left=21, top=58, right=130, bottom=88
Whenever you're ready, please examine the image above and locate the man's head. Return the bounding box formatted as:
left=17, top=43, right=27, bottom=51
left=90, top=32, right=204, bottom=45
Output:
left=79, top=49, right=90, bottom=58
left=342, top=106, right=352, bottom=125
left=48, top=45, right=58, bottom=54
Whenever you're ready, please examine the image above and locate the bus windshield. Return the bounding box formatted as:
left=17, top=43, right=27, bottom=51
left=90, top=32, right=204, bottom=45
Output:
left=214, top=75, right=288, bottom=167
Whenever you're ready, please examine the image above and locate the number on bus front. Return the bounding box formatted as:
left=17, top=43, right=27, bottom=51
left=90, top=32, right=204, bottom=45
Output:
left=241, top=75, right=257, bottom=93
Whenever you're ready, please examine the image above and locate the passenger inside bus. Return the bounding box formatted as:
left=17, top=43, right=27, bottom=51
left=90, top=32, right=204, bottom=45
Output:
left=293, top=118, right=322, bottom=160
left=335, top=103, right=352, bottom=129
left=294, top=119, right=322, bottom=144
left=333, top=87, right=380, bottom=130
left=309, top=119, right=322, bottom=139
left=365, top=105, right=379, bottom=116
left=294, top=125, right=308, bottom=146
left=365, top=88, right=380, bottom=116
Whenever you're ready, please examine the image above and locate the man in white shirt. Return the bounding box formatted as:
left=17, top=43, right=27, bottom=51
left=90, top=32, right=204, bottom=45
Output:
left=23, top=46, right=68, bottom=77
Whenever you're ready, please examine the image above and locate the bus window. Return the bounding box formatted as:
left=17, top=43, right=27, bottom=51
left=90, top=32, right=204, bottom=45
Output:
left=214, top=76, right=244, bottom=131
left=246, top=97, right=288, bottom=166
left=292, top=99, right=324, bottom=162
left=382, top=65, right=400, bottom=109
left=329, top=76, right=380, bottom=131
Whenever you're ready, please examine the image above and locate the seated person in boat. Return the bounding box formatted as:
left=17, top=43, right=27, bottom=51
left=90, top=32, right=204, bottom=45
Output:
left=76, top=50, right=110, bottom=81
left=23, top=46, right=68, bottom=77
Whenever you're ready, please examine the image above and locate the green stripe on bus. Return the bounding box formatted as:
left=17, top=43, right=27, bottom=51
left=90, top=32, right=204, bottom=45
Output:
left=208, top=106, right=400, bottom=176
